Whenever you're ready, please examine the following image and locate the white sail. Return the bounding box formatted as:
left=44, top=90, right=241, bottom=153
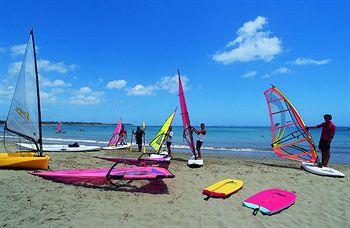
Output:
left=5, top=30, right=41, bottom=148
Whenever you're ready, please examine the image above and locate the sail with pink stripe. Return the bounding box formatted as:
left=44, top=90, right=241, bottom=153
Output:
left=178, top=70, right=195, bottom=156
left=108, top=119, right=122, bottom=146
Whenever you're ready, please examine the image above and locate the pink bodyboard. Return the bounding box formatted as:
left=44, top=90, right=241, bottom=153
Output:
left=243, top=188, right=296, bottom=215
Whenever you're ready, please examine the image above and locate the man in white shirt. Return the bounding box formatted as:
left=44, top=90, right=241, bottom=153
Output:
left=165, top=126, right=174, bottom=155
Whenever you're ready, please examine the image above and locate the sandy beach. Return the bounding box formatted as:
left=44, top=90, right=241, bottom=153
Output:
left=0, top=147, right=349, bottom=227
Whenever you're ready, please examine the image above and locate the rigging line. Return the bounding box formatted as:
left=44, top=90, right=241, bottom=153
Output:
left=273, top=129, right=303, bottom=145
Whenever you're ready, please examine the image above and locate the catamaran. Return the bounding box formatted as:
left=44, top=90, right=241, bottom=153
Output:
left=178, top=70, right=203, bottom=167
left=101, top=119, right=130, bottom=150
left=0, top=29, right=49, bottom=169
left=264, top=86, right=344, bottom=177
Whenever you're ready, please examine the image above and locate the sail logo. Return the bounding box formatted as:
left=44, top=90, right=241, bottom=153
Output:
left=15, top=107, right=30, bottom=121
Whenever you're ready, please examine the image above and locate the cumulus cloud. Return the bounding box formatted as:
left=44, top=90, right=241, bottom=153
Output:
left=68, top=95, right=100, bottom=105
left=68, top=87, right=104, bottom=105
left=241, top=70, right=257, bottom=79
left=213, top=16, right=282, bottom=64
left=155, top=75, right=188, bottom=93
left=38, top=59, right=77, bottom=74
left=41, top=78, right=71, bottom=88
left=263, top=66, right=290, bottom=78
left=0, top=85, right=14, bottom=103
left=40, top=91, right=58, bottom=103
left=7, top=61, right=22, bottom=76
left=290, top=57, right=330, bottom=65
left=77, top=86, right=92, bottom=94
left=126, top=75, right=189, bottom=96
left=7, top=59, right=77, bottom=76
left=106, top=80, right=127, bottom=89
left=10, top=44, right=27, bottom=57
left=126, top=84, right=156, bottom=96
left=0, top=46, right=6, bottom=54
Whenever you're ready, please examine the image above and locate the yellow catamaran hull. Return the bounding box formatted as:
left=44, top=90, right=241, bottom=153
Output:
left=0, top=152, right=49, bottom=170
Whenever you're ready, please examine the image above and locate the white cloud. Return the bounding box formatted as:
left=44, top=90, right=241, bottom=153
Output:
left=0, top=46, right=6, bottom=54
left=0, top=85, right=14, bottom=103
left=263, top=66, right=290, bottom=78
left=40, top=91, right=58, bottom=103
left=7, top=61, right=22, bottom=76
left=126, top=75, right=189, bottom=96
left=241, top=70, right=257, bottom=79
left=41, top=78, right=71, bottom=88
left=10, top=44, right=27, bottom=57
left=126, top=84, right=156, bottom=96
left=7, top=58, right=77, bottom=76
left=290, top=57, right=330, bottom=65
left=37, top=59, right=77, bottom=74
left=68, top=95, right=100, bottom=105
left=213, top=16, right=282, bottom=64
left=155, top=75, right=184, bottom=93
left=106, top=80, right=127, bottom=89
left=68, top=88, right=104, bottom=105
left=77, top=86, right=92, bottom=94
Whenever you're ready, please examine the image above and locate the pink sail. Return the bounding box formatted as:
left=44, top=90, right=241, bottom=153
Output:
left=55, top=122, right=62, bottom=133
left=178, top=70, right=195, bottom=155
left=31, top=166, right=175, bottom=186
left=108, top=119, right=122, bottom=146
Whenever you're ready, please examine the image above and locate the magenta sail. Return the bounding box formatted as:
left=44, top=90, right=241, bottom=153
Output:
left=108, top=119, right=122, bottom=146
left=178, top=70, right=195, bottom=156
left=56, top=122, right=62, bottom=133
left=31, top=166, right=174, bottom=186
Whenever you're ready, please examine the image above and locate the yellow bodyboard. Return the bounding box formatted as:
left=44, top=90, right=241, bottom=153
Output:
left=202, top=179, right=243, bottom=198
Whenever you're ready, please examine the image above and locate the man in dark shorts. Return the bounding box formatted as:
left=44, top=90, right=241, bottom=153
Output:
left=134, top=126, right=145, bottom=152
left=307, top=114, right=336, bottom=167
left=165, top=126, right=174, bottom=155
left=192, top=123, right=206, bottom=160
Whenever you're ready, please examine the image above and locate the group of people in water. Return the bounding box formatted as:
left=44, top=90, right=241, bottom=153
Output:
left=112, top=114, right=335, bottom=167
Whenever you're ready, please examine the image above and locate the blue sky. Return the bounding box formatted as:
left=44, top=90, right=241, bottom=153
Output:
left=0, top=1, right=349, bottom=126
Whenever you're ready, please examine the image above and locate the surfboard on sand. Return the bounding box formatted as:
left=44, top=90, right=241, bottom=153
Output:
left=243, top=188, right=296, bottom=215
left=301, top=162, right=345, bottom=177
left=202, top=179, right=243, bottom=199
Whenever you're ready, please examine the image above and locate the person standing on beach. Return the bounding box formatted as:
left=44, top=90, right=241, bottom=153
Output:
left=192, top=123, right=206, bottom=160
left=306, top=114, right=336, bottom=167
left=119, top=125, right=127, bottom=145
left=134, top=126, right=145, bottom=152
left=165, top=126, right=174, bottom=155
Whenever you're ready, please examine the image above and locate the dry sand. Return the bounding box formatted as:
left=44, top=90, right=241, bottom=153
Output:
left=0, top=148, right=349, bottom=227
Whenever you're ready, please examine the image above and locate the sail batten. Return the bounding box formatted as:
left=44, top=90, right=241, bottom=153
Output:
left=5, top=29, right=42, bottom=154
left=178, top=70, right=196, bottom=156
left=264, top=86, right=318, bottom=163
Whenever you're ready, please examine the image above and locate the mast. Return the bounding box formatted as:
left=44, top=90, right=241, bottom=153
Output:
left=31, top=29, right=43, bottom=156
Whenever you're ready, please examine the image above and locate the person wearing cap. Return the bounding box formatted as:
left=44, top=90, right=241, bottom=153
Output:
left=306, top=114, right=336, bottom=167
left=192, top=123, right=206, bottom=160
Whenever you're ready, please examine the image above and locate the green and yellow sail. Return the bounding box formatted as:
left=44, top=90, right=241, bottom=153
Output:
left=149, top=109, right=176, bottom=153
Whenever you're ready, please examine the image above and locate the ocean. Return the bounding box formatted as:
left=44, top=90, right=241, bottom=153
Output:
left=1, top=124, right=350, bottom=164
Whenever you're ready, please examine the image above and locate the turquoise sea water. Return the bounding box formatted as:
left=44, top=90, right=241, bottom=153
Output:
left=1, top=124, right=350, bottom=164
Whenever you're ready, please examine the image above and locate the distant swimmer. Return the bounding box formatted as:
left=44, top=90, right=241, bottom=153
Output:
left=134, top=126, right=145, bottom=152
left=192, top=123, right=206, bottom=160
left=306, top=114, right=336, bottom=167
left=165, top=126, right=174, bottom=155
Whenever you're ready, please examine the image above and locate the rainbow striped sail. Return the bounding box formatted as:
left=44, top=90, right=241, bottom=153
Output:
left=264, top=86, right=318, bottom=163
